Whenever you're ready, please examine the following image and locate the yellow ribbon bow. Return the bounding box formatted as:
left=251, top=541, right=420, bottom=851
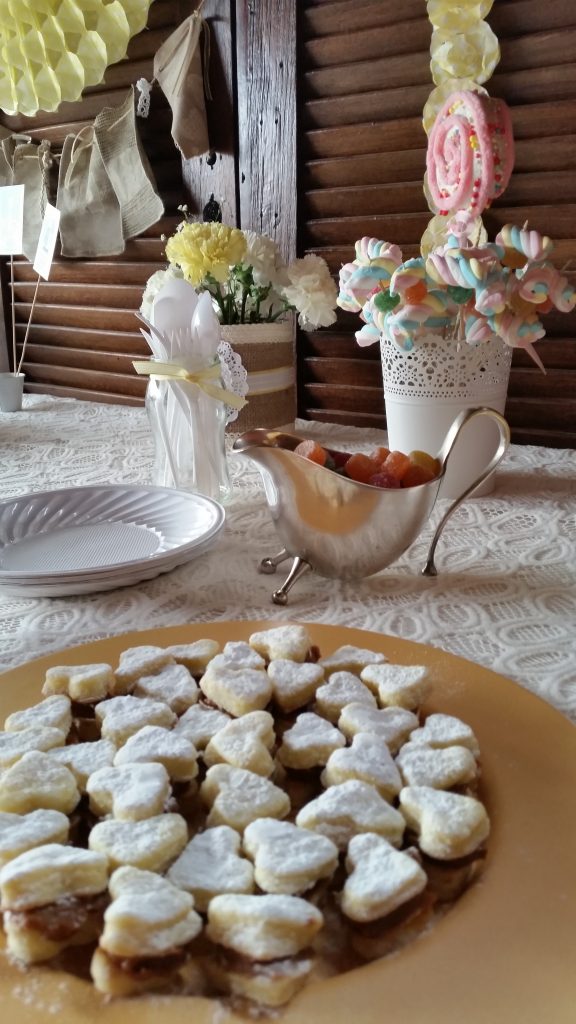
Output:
left=133, top=359, right=247, bottom=410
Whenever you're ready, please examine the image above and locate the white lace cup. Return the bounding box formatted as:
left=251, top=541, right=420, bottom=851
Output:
left=380, top=332, right=513, bottom=498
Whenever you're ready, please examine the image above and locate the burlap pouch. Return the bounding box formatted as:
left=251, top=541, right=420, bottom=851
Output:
left=56, top=127, right=124, bottom=257
left=94, top=86, right=164, bottom=240
left=153, top=10, right=210, bottom=158
left=11, top=138, right=53, bottom=261
left=221, top=321, right=296, bottom=434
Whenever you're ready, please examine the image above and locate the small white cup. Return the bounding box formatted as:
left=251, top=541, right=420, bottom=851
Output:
left=0, top=373, right=25, bottom=413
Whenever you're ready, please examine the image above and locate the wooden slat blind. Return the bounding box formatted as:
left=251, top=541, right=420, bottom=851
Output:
left=297, top=0, right=576, bottom=446
left=0, top=0, right=220, bottom=405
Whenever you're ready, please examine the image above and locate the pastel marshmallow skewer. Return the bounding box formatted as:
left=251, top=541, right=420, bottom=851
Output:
left=495, top=224, right=554, bottom=263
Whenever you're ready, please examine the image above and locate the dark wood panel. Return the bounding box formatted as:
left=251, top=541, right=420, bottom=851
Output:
left=22, top=345, right=140, bottom=374
left=13, top=261, right=160, bottom=286
left=20, top=362, right=146, bottom=399
left=303, top=52, right=431, bottom=99
left=16, top=323, right=148, bottom=354
left=24, top=382, right=144, bottom=407
left=303, top=149, right=426, bottom=189
left=12, top=283, right=144, bottom=310
left=490, top=0, right=576, bottom=36
left=13, top=303, right=140, bottom=332
left=302, top=382, right=384, bottom=415
left=303, top=83, right=432, bottom=130
left=303, top=0, right=425, bottom=36
left=303, top=17, right=431, bottom=68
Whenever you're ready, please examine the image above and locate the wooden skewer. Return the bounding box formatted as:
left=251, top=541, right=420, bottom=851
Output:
left=16, top=274, right=41, bottom=377
left=10, top=254, right=16, bottom=374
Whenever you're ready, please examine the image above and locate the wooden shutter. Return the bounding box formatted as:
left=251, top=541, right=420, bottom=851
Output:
left=297, top=0, right=576, bottom=446
left=0, top=0, right=237, bottom=406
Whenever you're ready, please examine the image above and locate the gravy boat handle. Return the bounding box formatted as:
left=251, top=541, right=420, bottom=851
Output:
left=422, top=406, right=511, bottom=577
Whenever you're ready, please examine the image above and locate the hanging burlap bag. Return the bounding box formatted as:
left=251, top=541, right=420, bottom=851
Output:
left=56, top=127, right=124, bottom=257
left=94, top=86, right=164, bottom=240
left=153, top=10, right=210, bottom=158
left=11, top=138, right=53, bottom=261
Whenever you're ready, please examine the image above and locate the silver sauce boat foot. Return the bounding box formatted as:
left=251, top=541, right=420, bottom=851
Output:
left=271, top=556, right=311, bottom=605
left=259, top=549, right=291, bottom=575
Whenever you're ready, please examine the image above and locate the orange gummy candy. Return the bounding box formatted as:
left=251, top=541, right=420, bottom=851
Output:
left=344, top=452, right=378, bottom=483
left=401, top=464, right=436, bottom=487
left=294, top=440, right=328, bottom=466
left=408, top=450, right=441, bottom=477
left=404, top=281, right=427, bottom=304
left=369, top=446, right=390, bottom=466
left=383, top=450, right=411, bottom=481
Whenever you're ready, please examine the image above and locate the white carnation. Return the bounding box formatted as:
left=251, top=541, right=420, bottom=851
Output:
left=280, top=254, right=338, bottom=330
left=140, top=264, right=184, bottom=319
left=243, top=230, right=282, bottom=285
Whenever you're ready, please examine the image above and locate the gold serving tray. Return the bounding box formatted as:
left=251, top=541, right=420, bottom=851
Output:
left=0, top=621, right=574, bottom=1024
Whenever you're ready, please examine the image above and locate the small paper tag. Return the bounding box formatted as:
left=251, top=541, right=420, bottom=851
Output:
left=33, top=203, right=61, bottom=279
left=0, top=184, right=25, bottom=255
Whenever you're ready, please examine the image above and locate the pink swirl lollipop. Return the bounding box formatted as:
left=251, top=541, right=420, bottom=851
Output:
left=426, top=90, right=514, bottom=216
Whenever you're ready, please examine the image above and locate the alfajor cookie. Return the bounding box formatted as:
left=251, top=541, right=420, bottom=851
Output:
left=249, top=625, right=313, bottom=664
left=243, top=818, right=338, bottom=895
left=399, top=786, right=490, bottom=860
left=0, top=750, right=80, bottom=815
left=113, top=725, right=198, bottom=782
left=134, top=662, right=200, bottom=714
left=88, top=813, right=188, bottom=872
left=206, top=893, right=323, bottom=961
left=95, top=695, right=176, bottom=746
left=337, top=703, right=419, bottom=753
left=4, top=694, right=72, bottom=737
left=277, top=712, right=345, bottom=770
left=86, top=762, right=171, bottom=821
left=42, top=663, right=114, bottom=703
left=91, top=865, right=203, bottom=996
left=296, top=779, right=405, bottom=851
left=361, top=663, right=431, bottom=711
left=314, top=671, right=376, bottom=723
left=113, top=646, right=175, bottom=695
left=167, top=825, right=255, bottom=912
left=201, top=765, right=290, bottom=832
left=321, top=733, right=402, bottom=802
left=396, top=743, right=478, bottom=790
left=0, top=810, right=70, bottom=868
left=203, top=711, right=276, bottom=776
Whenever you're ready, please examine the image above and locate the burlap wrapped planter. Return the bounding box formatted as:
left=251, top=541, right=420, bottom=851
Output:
left=221, top=319, right=296, bottom=433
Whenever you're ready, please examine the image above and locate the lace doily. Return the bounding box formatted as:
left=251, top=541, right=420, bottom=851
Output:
left=218, top=339, right=248, bottom=424
left=381, top=333, right=513, bottom=399
left=1, top=395, right=575, bottom=724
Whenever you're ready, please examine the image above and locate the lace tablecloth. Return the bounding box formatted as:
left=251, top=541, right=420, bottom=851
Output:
left=1, top=395, right=575, bottom=722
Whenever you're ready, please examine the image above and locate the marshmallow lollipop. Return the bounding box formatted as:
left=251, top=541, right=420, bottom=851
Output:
left=426, top=90, right=514, bottom=216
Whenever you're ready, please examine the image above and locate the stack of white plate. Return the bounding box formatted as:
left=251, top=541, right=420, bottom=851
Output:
left=0, top=485, right=225, bottom=597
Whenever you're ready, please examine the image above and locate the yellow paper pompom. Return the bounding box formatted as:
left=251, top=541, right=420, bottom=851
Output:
left=0, top=0, right=152, bottom=116
left=420, top=213, right=487, bottom=258
left=422, top=78, right=487, bottom=134
left=427, top=0, right=494, bottom=32
left=430, top=21, right=500, bottom=86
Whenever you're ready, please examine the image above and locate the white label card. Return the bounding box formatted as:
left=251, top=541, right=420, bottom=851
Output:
left=33, top=203, right=60, bottom=280
left=0, top=184, right=25, bottom=255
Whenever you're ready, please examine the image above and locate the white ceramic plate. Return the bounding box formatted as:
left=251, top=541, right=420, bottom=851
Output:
left=0, top=485, right=225, bottom=595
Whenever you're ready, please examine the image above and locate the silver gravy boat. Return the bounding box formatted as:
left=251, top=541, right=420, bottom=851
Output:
left=233, top=407, right=510, bottom=605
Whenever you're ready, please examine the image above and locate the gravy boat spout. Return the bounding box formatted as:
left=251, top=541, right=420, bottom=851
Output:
left=233, top=407, right=510, bottom=604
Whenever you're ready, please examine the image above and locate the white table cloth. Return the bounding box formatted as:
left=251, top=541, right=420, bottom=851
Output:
left=1, top=395, right=575, bottom=722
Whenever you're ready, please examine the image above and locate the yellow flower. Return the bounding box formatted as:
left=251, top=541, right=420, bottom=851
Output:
left=165, top=222, right=247, bottom=286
